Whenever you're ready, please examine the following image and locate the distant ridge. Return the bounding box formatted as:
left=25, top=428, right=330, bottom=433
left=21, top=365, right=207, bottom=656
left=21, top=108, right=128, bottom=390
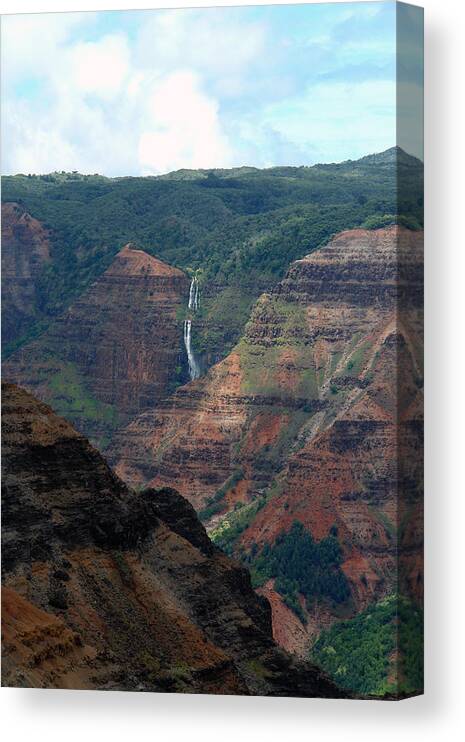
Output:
left=2, top=148, right=423, bottom=373
left=5, top=146, right=422, bottom=181
left=351, top=145, right=422, bottom=167
left=155, top=146, right=422, bottom=182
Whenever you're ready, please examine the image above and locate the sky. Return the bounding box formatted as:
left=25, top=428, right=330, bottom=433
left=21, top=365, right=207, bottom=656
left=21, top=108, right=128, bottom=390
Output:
left=1, top=2, right=423, bottom=176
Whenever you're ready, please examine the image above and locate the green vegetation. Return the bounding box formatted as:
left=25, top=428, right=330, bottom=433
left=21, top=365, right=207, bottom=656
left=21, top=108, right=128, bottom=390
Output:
left=191, top=288, right=256, bottom=360
left=344, top=339, right=372, bottom=377
left=311, top=594, right=424, bottom=696
left=2, top=148, right=423, bottom=361
left=243, top=658, right=274, bottom=681
left=239, top=342, right=282, bottom=397
left=248, top=521, right=351, bottom=621
left=3, top=319, right=51, bottom=358
left=198, top=468, right=245, bottom=521
left=237, top=297, right=316, bottom=398
left=209, top=496, right=269, bottom=554
left=362, top=213, right=422, bottom=231
left=46, top=359, right=119, bottom=447
left=112, top=551, right=133, bottom=588
left=369, top=506, right=396, bottom=539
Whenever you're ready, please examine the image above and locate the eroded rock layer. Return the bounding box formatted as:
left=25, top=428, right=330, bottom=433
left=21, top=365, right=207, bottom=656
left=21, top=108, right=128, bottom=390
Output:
left=3, top=245, right=189, bottom=446
left=1, top=382, right=344, bottom=697
left=109, top=226, right=423, bottom=657
left=1, top=203, right=51, bottom=349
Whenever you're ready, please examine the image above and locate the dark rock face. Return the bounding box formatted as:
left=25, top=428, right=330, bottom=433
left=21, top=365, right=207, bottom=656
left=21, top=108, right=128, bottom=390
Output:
left=145, top=486, right=215, bottom=557
left=1, top=382, right=345, bottom=697
left=1, top=203, right=51, bottom=349
left=3, top=245, right=190, bottom=447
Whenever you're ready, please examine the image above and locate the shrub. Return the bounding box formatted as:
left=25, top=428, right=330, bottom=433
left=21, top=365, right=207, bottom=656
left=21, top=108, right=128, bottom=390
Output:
left=249, top=521, right=351, bottom=621
left=311, top=594, right=424, bottom=696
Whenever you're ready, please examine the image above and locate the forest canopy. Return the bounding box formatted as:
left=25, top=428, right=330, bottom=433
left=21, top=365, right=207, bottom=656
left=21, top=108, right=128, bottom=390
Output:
left=2, top=147, right=423, bottom=361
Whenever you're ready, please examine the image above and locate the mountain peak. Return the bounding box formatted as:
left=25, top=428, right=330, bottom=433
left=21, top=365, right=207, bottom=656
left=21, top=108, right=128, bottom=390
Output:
left=354, top=146, right=422, bottom=167
left=4, top=242, right=190, bottom=446
left=110, top=244, right=186, bottom=278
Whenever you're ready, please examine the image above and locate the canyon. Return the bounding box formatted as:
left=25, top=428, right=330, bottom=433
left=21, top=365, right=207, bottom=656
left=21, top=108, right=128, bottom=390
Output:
left=1, top=148, right=423, bottom=368
left=109, top=226, right=424, bottom=658
left=1, top=382, right=344, bottom=697
left=1, top=153, right=423, bottom=695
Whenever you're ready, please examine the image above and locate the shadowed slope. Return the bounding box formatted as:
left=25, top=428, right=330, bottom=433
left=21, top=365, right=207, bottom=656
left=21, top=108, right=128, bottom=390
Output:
left=1, top=382, right=344, bottom=697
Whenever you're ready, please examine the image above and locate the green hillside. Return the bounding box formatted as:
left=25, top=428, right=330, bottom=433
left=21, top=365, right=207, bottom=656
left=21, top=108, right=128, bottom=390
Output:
left=310, top=594, right=424, bottom=697
left=2, top=147, right=423, bottom=361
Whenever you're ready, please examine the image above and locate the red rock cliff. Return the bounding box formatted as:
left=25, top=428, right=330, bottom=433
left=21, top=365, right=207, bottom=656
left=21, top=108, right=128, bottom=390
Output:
left=109, top=226, right=423, bottom=655
left=3, top=244, right=190, bottom=446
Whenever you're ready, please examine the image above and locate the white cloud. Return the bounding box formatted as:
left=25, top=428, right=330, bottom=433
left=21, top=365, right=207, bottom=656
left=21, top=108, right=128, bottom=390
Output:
left=1, top=12, right=95, bottom=89
left=2, top=37, right=232, bottom=175
left=2, top=89, right=137, bottom=175
left=68, top=34, right=130, bottom=100
left=3, top=100, right=78, bottom=174
left=1, top=6, right=402, bottom=175
left=138, top=70, right=232, bottom=173
left=135, top=9, right=267, bottom=78
left=1, top=11, right=238, bottom=175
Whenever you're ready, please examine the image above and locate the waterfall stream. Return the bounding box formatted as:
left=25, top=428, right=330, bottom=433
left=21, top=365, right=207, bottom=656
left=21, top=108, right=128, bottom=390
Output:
left=188, top=276, right=200, bottom=310
left=184, top=319, right=200, bottom=380
left=184, top=277, right=201, bottom=381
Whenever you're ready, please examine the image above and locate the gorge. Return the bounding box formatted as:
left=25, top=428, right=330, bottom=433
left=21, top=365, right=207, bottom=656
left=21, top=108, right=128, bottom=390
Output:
left=108, top=225, right=424, bottom=692
left=1, top=148, right=424, bottom=697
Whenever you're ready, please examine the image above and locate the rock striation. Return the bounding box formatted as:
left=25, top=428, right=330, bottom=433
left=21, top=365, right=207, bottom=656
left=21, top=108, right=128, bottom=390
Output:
left=3, top=245, right=189, bottom=447
left=1, top=202, right=51, bottom=349
left=1, top=382, right=344, bottom=697
left=109, top=226, right=424, bottom=655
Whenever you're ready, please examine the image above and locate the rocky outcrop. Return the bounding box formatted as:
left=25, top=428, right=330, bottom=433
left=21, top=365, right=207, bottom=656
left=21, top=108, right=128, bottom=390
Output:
left=1, top=203, right=51, bottom=349
left=3, top=245, right=190, bottom=447
left=1, top=382, right=344, bottom=697
left=111, top=350, right=250, bottom=510
left=109, top=226, right=423, bottom=656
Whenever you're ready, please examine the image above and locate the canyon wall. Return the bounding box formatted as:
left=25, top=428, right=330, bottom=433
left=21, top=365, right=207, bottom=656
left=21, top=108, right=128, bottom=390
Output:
left=1, top=203, right=51, bottom=349
left=3, top=244, right=189, bottom=447
left=1, top=382, right=344, bottom=697
left=109, top=226, right=424, bottom=655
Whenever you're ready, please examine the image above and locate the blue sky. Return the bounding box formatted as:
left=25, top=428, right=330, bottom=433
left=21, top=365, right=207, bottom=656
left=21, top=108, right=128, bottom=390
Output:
left=1, top=2, right=423, bottom=176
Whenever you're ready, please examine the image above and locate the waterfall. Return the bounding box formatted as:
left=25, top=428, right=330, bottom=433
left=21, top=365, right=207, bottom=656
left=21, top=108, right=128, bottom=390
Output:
left=188, top=277, right=200, bottom=311
left=184, top=319, right=200, bottom=380
left=184, top=276, right=201, bottom=380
